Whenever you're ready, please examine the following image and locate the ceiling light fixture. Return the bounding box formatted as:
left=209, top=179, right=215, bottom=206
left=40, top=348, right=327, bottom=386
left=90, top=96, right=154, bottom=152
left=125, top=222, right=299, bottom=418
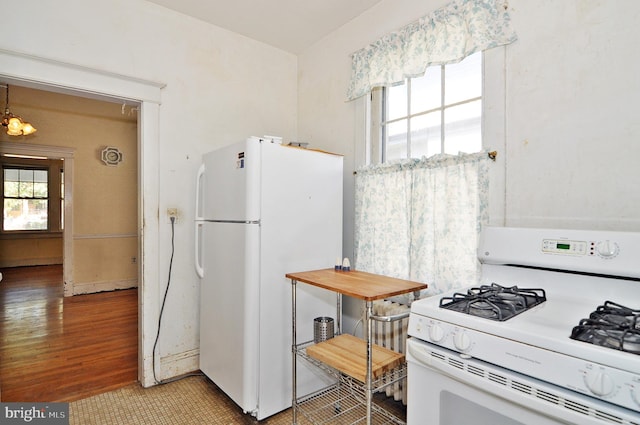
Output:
left=2, top=84, right=37, bottom=136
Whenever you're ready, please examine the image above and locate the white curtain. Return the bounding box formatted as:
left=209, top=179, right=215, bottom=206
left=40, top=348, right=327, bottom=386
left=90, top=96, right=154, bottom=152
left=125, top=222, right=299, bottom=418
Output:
left=347, top=0, right=517, bottom=100
left=354, top=152, right=490, bottom=301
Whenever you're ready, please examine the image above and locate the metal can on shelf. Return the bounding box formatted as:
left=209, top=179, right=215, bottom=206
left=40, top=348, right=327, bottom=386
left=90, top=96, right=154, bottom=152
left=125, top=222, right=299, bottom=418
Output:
left=313, top=316, right=334, bottom=343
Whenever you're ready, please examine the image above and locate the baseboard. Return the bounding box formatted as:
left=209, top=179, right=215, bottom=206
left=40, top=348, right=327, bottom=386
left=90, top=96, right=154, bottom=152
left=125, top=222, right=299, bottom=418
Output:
left=72, top=278, right=138, bottom=295
left=159, top=348, right=200, bottom=381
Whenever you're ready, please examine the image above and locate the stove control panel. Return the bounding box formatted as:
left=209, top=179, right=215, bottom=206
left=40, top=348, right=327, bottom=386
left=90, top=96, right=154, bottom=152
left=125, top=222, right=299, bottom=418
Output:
left=542, top=239, right=587, bottom=256
left=480, top=227, right=640, bottom=278
left=409, top=316, right=476, bottom=354
left=541, top=238, right=621, bottom=259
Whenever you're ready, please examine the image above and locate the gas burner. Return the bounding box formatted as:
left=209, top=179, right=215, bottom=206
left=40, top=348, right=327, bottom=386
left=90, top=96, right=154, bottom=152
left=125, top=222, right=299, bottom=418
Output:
left=439, top=283, right=547, bottom=321
left=570, top=301, right=640, bottom=355
left=592, top=301, right=640, bottom=329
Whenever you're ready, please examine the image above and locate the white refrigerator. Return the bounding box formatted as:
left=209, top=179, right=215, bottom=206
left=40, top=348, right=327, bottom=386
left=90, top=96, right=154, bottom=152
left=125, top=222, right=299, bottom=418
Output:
left=194, top=137, right=343, bottom=420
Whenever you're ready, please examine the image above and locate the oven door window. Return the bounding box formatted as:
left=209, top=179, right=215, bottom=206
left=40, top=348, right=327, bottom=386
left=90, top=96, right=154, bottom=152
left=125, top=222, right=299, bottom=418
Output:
left=441, top=392, right=525, bottom=425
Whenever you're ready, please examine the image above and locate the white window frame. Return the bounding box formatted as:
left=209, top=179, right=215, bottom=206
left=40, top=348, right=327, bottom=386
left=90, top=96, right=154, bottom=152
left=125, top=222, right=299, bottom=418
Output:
left=370, top=52, right=485, bottom=164
left=1, top=157, right=64, bottom=234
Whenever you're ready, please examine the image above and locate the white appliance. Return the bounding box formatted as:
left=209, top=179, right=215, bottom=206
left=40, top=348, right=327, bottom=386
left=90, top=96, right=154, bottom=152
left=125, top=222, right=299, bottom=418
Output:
left=195, top=137, right=343, bottom=420
left=407, top=226, right=640, bottom=425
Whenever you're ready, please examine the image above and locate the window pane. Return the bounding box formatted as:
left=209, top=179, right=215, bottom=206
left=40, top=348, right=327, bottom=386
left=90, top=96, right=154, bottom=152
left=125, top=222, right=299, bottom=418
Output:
left=34, top=169, right=48, bottom=183
left=411, top=112, right=441, bottom=158
left=4, top=199, right=48, bottom=230
left=386, top=119, right=408, bottom=161
left=3, top=166, right=50, bottom=231
left=19, top=169, right=34, bottom=183
left=4, top=180, right=18, bottom=197
left=445, top=52, right=482, bottom=105
left=387, top=83, right=408, bottom=121
left=444, top=100, right=482, bottom=154
left=19, top=181, right=33, bottom=197
left=4, top=168, right=18, bottom=182
left=33, top=182, right=48, bottom=198
left=410, top=67, right=441, bottom=114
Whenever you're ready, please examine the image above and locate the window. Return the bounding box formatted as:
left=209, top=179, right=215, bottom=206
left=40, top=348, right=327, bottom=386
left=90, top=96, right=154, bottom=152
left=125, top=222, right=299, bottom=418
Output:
left=3, top=167, right=48, bottom=230
left=372, top=52, right=483, bottom=163
left=1, top=157, right=64, bottom=233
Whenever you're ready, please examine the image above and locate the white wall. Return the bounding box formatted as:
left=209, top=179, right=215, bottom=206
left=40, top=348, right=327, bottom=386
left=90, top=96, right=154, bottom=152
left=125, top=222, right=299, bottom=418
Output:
left=298, top=0, right=640, bottom=331
left=1, top=0, right=297, bottom=384
left=505, top=0, right=640, bottom=230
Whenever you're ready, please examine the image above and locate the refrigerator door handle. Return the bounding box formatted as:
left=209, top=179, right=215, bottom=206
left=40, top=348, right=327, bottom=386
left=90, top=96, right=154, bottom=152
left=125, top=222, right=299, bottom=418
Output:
left=195, top=221, right=204, bottom=278
left=195, top=163, right=205, bottom=221
left=195, top=163, right=205, bottom=278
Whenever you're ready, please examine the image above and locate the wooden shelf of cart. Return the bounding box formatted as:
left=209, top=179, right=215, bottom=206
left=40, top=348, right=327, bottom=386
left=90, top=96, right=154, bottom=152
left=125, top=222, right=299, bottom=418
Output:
left=286, top=268, right=427, bottom=425
left=306, top=334, right=403, bottom=382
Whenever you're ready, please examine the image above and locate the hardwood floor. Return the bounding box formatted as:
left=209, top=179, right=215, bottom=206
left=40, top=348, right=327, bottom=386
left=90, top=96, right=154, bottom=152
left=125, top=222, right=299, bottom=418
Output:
left=0, top=265, right=138, bottom=402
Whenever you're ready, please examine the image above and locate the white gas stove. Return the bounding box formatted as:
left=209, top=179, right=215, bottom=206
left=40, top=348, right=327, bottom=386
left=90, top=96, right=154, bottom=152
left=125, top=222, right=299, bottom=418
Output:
left=407, top=227, right=640, bottom=425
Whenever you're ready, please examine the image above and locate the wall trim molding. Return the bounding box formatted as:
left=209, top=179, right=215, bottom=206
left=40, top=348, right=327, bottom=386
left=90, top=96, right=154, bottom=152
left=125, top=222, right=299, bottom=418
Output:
left=73, top=278, right=138, bottom=295
left=159, top=349, right=200, bottom=381
left=74, top=233, right=138, bottom=239
left=0, top=48, right=164, bottom=104
left=0, top=142, right=75, bottom=158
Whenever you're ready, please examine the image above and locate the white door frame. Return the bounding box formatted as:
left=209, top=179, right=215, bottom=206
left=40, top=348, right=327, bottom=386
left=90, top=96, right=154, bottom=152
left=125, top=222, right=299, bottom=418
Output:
left=0, top=48, right=165, bottom=387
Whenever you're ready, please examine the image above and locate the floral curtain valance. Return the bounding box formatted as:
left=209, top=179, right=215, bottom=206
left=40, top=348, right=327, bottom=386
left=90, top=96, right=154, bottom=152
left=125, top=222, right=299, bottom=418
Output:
left=347, top=0, right=517, bottom=101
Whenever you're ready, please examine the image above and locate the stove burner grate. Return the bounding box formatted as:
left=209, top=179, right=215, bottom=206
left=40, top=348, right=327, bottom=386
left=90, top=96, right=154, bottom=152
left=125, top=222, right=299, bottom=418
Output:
left=570, top=301, right=640, bottom=355
left=439, top=283, right=547, bottom=321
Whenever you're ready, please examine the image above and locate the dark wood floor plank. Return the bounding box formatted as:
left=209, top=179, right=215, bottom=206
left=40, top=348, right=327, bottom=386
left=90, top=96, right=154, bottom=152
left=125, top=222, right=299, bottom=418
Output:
left=0, top=265, right=138, bottom=402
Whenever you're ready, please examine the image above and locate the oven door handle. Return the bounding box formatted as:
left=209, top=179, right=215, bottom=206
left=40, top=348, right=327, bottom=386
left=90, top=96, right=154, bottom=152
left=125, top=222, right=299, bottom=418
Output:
left=407, top=341, right=622, bottom=425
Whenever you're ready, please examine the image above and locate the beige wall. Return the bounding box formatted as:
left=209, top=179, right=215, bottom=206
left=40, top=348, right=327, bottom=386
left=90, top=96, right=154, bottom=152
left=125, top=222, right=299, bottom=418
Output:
left=0, top=236, right=62, bottom=267
left=0, top=85, right=138, bottom=293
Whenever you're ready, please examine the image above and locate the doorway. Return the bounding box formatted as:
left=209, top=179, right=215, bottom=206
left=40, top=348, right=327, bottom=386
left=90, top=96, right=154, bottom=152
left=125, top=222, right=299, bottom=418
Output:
left=0, top=86, right=140, bottom=401
left=0, top=48, right=164, bottom=387
left=0, top=85, right=139, bottom=296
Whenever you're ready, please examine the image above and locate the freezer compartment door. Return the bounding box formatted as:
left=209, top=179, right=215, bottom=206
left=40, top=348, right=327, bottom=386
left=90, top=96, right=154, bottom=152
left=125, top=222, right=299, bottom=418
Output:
left=199, top=221, right=260, bottom=415
left=201, top=138, right=261, bottom=221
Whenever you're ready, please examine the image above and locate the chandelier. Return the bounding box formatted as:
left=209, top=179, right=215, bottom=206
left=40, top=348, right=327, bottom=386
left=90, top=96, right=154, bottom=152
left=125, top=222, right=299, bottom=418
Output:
left=2, top=84, right=37, bottom=136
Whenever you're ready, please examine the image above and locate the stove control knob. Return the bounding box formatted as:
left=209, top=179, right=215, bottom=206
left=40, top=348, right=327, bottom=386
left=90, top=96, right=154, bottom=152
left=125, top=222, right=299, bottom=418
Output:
left=453, top=330, right=472, bottom=352
left=584, top=369, right=615, bottom=397
left=429, top=323, right=445, bottom=343
left=596, top=240, right=619, bottom=259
